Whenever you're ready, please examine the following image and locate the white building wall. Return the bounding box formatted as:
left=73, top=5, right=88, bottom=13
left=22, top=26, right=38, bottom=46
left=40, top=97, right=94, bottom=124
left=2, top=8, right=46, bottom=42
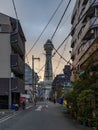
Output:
left=0, top=14, right=11, bottom=78
left=0, top=34, right=11, bottom=78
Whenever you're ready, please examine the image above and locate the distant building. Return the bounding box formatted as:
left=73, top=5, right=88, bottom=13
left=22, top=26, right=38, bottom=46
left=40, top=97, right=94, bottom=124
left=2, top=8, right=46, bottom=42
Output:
left=25, top=63, right=39, bottom=101
left=52, top=74, right=66, bottom=89
left=25, top=63, right=33, bottom=101
left=0, top=13, right=26, bottom=108
left=52, top=65, right=71, bottom=89
left=63, top=65, right=71, bottom=83
left=71, top=0, right=98, bottom=81
left=25, top=63, right=32, bottom=85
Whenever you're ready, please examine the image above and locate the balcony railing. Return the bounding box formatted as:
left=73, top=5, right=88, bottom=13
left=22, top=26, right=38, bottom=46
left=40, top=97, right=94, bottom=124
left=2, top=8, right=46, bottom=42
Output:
left=11, top=54, right=24, bottom=75
left=81, top=0, right=98, bottom=18
left=91, top=0, right=98, bottom=6
left=10, top=33, right=25, bottom=56
left=72, top=39, right=96, bottom=67
left=79, top=39, right=98, bottom=65
left=91, top=17, right=98, bottom=28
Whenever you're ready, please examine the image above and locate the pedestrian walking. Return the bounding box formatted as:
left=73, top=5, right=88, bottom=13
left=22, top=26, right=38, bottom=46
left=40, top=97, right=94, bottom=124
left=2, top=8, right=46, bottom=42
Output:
left=22, top=101, right=26, bottom=110
left=59, top=97, right=63, bottom=105
left=53, top=98, right=56, bottom=104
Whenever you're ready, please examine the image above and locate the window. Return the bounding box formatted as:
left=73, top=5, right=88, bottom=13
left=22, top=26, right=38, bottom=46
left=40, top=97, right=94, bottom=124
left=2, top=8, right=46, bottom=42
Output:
left=0, top=24, right=10, bottom=33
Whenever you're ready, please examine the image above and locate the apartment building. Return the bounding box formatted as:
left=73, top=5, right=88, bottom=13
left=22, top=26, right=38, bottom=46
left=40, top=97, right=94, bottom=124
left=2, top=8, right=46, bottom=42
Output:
left=0, top=13, right=26, bottom=108
left=25, top=63, right=39, bottom=102
left=71, top=0, right=98, bottom=81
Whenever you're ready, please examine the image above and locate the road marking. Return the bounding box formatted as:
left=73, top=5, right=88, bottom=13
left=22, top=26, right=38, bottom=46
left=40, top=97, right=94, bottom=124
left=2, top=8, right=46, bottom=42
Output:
left=26, top=105, right=32, bottom=109
left=35, top=104, right=48, bottom=111
left=35, top=105, right=42, bottom=111
left=0, top=105, right=32, bottom=123
left=0, top=113, right=17, bottom=123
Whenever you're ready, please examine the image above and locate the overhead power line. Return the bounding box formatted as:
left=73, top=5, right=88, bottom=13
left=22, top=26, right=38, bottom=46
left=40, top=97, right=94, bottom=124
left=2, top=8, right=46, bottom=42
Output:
left=34, top=0, right=97, bottom=76
left=53, top=40, right=67, bottom=74
left=53, top=47, right=72, bottom=66
left=51, top=0, right=72, bottom=40
left=38, top=16, right=98, bottom=75
left=31, top=0, right=97, bottom=75
left=12, top=0, right=18, bottom=32
left=12, top=0, right=30, bottom=65
left=53, top=1, right=98, bottom=68
left=53, top=0, right=96, bottom=57
left=12, top=0, right=18, bottom=19
left=26, top=0, right=64, bottom=57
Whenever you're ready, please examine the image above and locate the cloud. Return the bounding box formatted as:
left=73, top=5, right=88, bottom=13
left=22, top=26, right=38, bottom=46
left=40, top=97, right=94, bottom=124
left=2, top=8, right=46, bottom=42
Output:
left=0, top=0, right=76, bottom=79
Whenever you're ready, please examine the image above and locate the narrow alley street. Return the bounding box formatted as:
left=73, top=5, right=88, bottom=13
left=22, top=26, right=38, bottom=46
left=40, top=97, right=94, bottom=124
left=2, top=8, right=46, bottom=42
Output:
left=0, top=101, right=92, bottom=130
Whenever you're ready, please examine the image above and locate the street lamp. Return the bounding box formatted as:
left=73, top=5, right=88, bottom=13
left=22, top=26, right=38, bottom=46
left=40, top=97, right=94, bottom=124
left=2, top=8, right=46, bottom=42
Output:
left=9, top=76, right=11, bottom=109
left=32, top=55, right=40, bottom=99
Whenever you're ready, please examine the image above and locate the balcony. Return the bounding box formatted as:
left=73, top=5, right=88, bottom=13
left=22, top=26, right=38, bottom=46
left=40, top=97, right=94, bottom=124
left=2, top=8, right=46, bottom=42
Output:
left=11, top=77, right=24, bottom=93
left=71, top=22, right=82, bottom=47
left=79, top=38, right=98, bottom=65
left=81, top=21, right=90, bottom=40
left=72, top=40, right=90, bottom=67
left=91, top=17, right=98, bottom=28
left=91, top=0, right=98, bottom=6
left=11, top=54, right=24, bottom=75
left=81, top=0, right=98, bottom=18
left=10, top=33, right=25, bottom=56
left=78, top=17, right=97, bottom=42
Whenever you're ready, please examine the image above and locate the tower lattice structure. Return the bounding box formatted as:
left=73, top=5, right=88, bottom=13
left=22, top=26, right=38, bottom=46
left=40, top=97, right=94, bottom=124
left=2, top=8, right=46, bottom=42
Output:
left=44, top=39, right=54, bottom=81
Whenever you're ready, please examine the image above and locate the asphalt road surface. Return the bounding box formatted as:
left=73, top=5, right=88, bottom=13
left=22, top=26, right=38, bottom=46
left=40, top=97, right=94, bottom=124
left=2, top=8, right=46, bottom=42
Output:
left=0, top=101, right=92, bottom=130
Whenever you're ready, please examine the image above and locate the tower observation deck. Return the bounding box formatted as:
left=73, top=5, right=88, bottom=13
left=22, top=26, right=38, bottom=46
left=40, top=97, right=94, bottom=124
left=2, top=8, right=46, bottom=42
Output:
left=44, top=39, right=54, bottom=98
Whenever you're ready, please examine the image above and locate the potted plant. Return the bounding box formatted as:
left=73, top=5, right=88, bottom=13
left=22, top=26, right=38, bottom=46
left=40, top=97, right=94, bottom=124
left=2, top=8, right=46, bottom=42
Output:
left=92, top=121, right=98, bottom=130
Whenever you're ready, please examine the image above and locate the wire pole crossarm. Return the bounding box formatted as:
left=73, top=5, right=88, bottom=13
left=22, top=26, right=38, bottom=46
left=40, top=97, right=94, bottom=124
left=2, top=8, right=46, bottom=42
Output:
left=53, top=47, right=73, bottom=67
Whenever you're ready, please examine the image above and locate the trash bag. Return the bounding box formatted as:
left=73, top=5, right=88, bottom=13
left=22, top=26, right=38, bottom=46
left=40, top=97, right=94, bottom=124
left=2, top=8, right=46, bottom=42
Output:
left=59, top=97, right=63, bottom=104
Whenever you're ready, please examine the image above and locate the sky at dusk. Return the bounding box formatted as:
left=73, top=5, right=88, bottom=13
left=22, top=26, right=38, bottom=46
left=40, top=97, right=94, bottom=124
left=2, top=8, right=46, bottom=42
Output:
left=0, top=0, right=76, bottom=80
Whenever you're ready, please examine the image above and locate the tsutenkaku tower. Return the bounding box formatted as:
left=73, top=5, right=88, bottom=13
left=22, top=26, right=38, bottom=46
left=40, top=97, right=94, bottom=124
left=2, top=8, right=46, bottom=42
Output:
left=44, top=39, right=54, bottom=81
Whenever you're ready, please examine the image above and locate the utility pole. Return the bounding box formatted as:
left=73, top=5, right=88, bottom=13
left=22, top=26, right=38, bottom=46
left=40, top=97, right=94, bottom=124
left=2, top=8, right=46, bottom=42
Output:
left=32, top=55, right=40, bottom=100
left=9, top=76, right=11, bottom=109
left=9, top=73, right=14, bottom=109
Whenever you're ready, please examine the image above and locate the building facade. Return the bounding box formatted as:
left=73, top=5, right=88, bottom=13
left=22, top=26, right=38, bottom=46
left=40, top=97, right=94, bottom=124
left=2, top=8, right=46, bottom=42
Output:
left=25, top=63, right=33, bottom=102
left=63, top=65, right=71, bottom=84
left=0, top=13, right=26, bottom=108
left=25, top=63, right=39, bottom=102
left=71, top=0, right=98, bottom=81
left=52, top=65, right=71, bottom=88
